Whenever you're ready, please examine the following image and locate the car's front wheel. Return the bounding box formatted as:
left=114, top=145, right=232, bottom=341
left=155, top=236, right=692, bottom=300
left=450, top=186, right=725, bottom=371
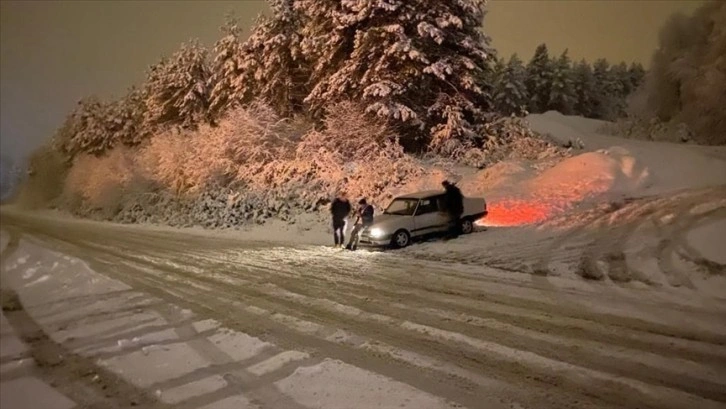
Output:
left=461, top=218, right=474, bottom=234
left=391, top=229, right=411, bottom=248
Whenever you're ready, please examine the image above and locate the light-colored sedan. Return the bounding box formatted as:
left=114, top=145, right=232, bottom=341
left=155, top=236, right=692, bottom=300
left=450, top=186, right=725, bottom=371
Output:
left=358, top=190, right=488, bottom=248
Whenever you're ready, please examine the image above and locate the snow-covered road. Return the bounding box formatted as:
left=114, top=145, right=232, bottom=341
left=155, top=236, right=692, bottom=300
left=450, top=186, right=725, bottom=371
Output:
left=1, top=204, right=726, bottom=409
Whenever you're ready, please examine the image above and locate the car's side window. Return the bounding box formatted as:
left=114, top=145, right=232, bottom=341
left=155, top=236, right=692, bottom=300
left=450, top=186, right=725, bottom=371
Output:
left=415, top=198, right=438, bottom=215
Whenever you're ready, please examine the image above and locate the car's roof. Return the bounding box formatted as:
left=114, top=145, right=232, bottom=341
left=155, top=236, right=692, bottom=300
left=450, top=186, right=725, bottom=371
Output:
left=395, top=190, right=444, bottom=199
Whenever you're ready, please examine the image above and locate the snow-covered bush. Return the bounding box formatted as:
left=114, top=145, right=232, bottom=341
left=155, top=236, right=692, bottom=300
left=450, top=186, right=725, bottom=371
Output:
left=63, top=101, right=423, bottom=228
left=138, top=103, right=298, bottom=197
left=241, top=101, right=425, bottom=210
left=61, top=148, right=149, bottom=219
left=430, top=116, right=570, bottom=168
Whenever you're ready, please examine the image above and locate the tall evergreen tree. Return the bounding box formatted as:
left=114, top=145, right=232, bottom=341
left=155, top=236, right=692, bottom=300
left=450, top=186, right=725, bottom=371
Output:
left=493, top=54, right=528, bottom=116
left=53, top=97, right=114, bottom=160
left=294, top=0, right=495, bottom=149
left=627, top=62, right=646, bottom=93
left=547, top=49, right=576, bottom=114
left=591, top=58, right=620, bottom=119
left=491, top=57, right=506, bottom=83
left=208, top=16, right=248, bottom=120
left=572, top=59, right=597, bottom=117
left=143, top=40, right=211, bottom=130
left=239, top=0, right=307, bottom=117
left=525, top=43, right=554, bottom=113
left=107, top=87, right=149, bottom=148
left=611, top=62, right=630, bottom=97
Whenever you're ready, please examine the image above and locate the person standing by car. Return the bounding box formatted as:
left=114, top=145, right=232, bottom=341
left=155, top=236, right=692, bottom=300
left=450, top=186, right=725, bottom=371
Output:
left=346, top=198, right=374, bottom=251
left=442, top=180, right=464, bottom=239
left=330, top=192, right=352, bottom=248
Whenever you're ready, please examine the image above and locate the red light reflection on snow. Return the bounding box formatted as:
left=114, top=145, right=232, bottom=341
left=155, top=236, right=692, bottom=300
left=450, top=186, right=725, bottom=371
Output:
left=475, top=179, right=613, bottom=227
left=478, top=200, right=553, bottom=227
left=473, top=151, right=637, bottom=227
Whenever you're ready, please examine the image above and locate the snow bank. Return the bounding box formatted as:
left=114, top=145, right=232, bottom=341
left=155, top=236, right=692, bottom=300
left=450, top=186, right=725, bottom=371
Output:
left=527, top=112, right=726, bottom=195
left=466, top=148, right=649, bottom=226
left=461, top=112, right=726, bottom=227
left=687, top=219, right=726, bottom=265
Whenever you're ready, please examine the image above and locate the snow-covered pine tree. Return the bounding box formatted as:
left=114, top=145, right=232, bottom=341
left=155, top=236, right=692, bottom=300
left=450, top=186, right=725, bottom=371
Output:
left=547, top=49, right=576, bottom=115
left=491, top=56, right=506, bottom=84
left=493, top=54, right=528, bottom=116
left=143, top=40, right=211, bottom=130
left=107, top=87, right=149, bottom=148
left=610, top=62, right=631, bottom=116
left=53, top=97, right=114, bottom=160
left=611, top=62, right=630, bottom=97
left=208, top=16, right=248, bottom=120
left=525, top=43, right=554, bottom=114
left=591, top=58, right=621, bottom=119
left=572, top=59, right=597, bottom=118
left=627, top=62, right=646, bottom=94
left=294, top=0, right=495, bottom=150
left=238, top=0, right=307, bottom=117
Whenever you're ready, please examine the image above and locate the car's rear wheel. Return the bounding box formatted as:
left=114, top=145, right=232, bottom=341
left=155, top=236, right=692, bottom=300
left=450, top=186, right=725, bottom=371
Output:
left=391, top=229, right=411, bottom=248
left=461, top=218, right=474, bottom=234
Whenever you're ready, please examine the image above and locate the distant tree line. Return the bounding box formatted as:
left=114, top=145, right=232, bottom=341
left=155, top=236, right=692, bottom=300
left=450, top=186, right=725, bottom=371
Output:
left=491, top=44, right=646, bottom=120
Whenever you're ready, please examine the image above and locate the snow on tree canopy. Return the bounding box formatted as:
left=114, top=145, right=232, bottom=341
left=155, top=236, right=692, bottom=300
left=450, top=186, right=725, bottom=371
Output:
left=547, top=50, right=576, bottom=115
left=209, top=16, right=248, bottom=119
left=493, top=54, right=529, bottom=116
left=143, top=40, right=211, bottom=130
left=292, top=0, right=494, bottom=149
left=525, top=44, right=554, bottom=115
left=235, top=0, right=307, bottom=117
left=572, top=59, right=597, bottom=118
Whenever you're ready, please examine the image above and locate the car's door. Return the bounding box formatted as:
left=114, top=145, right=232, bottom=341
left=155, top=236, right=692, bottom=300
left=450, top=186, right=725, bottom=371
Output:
left=412, top=196, right=449, bottom=236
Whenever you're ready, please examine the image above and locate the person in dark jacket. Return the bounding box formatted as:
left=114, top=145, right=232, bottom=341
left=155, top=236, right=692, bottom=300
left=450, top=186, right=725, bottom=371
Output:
left=330, top=192, right=352, bottom=248
left=346, top=198, right=374, bottom=251
left=442, top=180, right=464, bottom=239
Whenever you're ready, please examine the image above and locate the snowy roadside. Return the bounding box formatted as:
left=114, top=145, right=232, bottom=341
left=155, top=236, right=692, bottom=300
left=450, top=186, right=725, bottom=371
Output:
left=401, top=186, right=726, bottom=295
left=0, top=235, right=466, bottom=409
left=2, top=112, right=725, bottom=294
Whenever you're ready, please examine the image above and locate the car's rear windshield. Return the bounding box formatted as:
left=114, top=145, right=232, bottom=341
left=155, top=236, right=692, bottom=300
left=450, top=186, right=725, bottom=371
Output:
left=384, top=198, right=418, bottom=216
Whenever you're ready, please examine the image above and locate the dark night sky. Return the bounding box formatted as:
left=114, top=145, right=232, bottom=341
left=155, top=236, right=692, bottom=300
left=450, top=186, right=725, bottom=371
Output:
left=0, top=0, right=705, bottom=162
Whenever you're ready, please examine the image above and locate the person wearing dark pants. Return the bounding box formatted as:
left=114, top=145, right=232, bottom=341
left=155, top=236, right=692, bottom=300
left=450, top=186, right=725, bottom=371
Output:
left=442, top=180, right=464, bottom=240
left=330, top=192, right=352, bottom=248
left=347, top=198, right=374, bottom=251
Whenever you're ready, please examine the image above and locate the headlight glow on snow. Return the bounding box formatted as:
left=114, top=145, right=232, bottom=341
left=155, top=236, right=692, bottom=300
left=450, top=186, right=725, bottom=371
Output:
left=369, top=228, right=385, bottom=238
